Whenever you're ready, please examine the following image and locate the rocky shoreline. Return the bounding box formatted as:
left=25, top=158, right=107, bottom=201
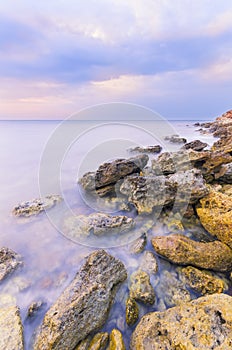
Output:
left=2, top=110, right=232, bottom=349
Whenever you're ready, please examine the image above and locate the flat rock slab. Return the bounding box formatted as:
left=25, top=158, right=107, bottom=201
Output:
left=0, top=247, right=22, bottom=282
left=33, top=250, right=127, bottom=350
left=151, top=234, right=232, bottom=272
left=0, top=305, right=24, bottom=350
left=130, top=293, right=232, bottom=349
left=12, top=195, right=62, bottom=217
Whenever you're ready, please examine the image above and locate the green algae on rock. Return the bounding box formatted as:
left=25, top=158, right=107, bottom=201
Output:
left=129, top=270, right=156, bottom=305
left=179, top=266, right=226, bottom=295
left=151, top=234, right=232, bottom=272
left=88, top=332, right=109, bottom=350
left=126, top=297, right=139, bottom=326
left=107, top=329, right=126, bottom=350
left=196, top=189, right=232, bottom=249
left=33, top=250, right=127, bottom=350
left=130, top=293, right=232, bottom=349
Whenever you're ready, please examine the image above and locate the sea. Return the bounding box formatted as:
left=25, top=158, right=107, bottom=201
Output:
left=0, top=118, right=217, bottom=348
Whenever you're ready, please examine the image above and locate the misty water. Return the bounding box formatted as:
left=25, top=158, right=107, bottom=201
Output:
left=0, top=119, right=219, bottom=348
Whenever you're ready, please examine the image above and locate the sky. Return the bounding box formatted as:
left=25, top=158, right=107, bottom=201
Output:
left=1, top=0, right=232, bottom=120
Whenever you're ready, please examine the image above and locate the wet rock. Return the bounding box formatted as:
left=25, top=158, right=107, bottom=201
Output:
left=75, top=336, right=91, bottom=350
left=33, top=250, right=127, bottom=350
left=218, top=162, right=232, bottom=183
left=196, top=189, right=232, bottom=248
left=0, top=305, right=24, bottom=350
left=179, top=266, right=226, bottom=295
left=88, top=332, right=109, bottom=350
left=130, top=145, right=162, bottom=154
left=129, top=270, right=155, bottom=305
left=140, top=251, right=158, bottom=275
left=63, top=213, right=135, bottom=239
left=181, top=139, right=208, bottom=151
left=78, top=155, right=148, bottom=197
left=164, top=135, right=187, bottom=144
left=156, top=271, right=191, bottom=308
left=107, top=329, right=125, bottom=350
left=126, top=297, right=139, bottom=326
left=12, top=195, right=62, bottom=217
left=129, top=233, right=147, bottom=254
left=130, top=293, right=232, bottom=349
left=0, top=247, right=22, bottom=282
left=26, top=300, right=46, bottom=319
left=151, top=234, right=232, bottom=272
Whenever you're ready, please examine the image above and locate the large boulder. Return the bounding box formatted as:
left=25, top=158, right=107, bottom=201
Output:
left=181, top=139, right=208, bottom=151
left=78, top=154, right=148, bottom=197
left=0, top=247, right=22, bottom=282
left=130, top=293, right=232, bottom=349
left=33, top=250, right=127, bottom=350
left=0, top=305, right=24, bottom=350
left=196, top=190, right=232, bottom=249
left=151, top=234, right=232, bottom=272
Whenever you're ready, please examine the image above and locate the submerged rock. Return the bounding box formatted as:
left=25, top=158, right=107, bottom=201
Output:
left=26, top=300, right=46, bottom=319
left=130, top=293, right=232, bottom=349
left=196, top=190, right=232, bottom=249
left=151, top=234, right=232, bottom=272
left=0, top=305, right=24, bottom=350
left=130, top=145, right=162, bottom=154
left=179, top=266, right=226, bottom=295
left=126, top=297, right=139, bottom=326
left=78, top=154, right=148, bottom=197
left=33, top=250, right=127, bottom=350
left=129, top=233, right=147, bottom=254
left=88, top=332, right=109, bottom=350
left=107, top=329, right=126, bottom=350
left=181, top=139, right=208, bottom=151
left=140, top=251, right=158, bottom=275
left=12, top=195, right=62, bottom=217
left=0, top=247, right=22, bottom=282
left=63, top=213, right=135, bottom=239
left=129, top=270, right=155, bottom=305
left=164, top=135, right=187, bottom=144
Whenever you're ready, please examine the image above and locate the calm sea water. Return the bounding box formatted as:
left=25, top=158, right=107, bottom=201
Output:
left=0, top=120, right=216, bottom=348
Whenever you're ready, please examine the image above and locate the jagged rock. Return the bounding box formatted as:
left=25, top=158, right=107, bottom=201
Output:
left=126, top=297, right=139, bottom=326
left=78, top=154, right=148, bottom=197
left=0, top=247, right=22, bottom=282
left=151, top=234, right=232, bottom=272
left=63, top=213, right=135, bottom=239
left=75, top=336, right=91, bottom=350
left=129, top=233, right=147, bottom=254
left=107, top=329, right=125, bottom=350
left=218, top=162, right=232, bottom=183
left=120, top=169, right=208, bottom=214
left=130, top=293, right=232, bottom=349
left=164, top=135, right=187, bottom=144
left=12, top=195, right=62, bottom=217
left=88, top=333, right=109, bottom=350
left=140, top=251, right=158, bottom=275
left=156, top=271, right=191, bottom=308
left=26, top=300, right=46, bottom=319
left=130, top=145, right=162, bottom=154
left=33, top=250, right=127, bottom=350
left=129, top=270, right=155, bottom=305
left=196, top=189, right=232, bottom=249
left=181, top=139, right=208, bottom=151
left=0, top=305, right=24, bottom=350
left=179, top=266, right=226, bottom=295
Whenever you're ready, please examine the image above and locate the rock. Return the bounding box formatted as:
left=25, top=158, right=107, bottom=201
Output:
left=196, top=190, right=232, bottom=249
left=140, top=251, right=158, bottom=275
left=164, top=135, right=187, bottom=144
left=156, top=271, right=191, bottom=308
left=218, top=162, right=232, bottom=183
left=12, top=195, right=62, bottom=217
left=130, top=293, right=232, bottom=349
left=75, top=336, right=91, bottom=350
left=130, top=145, right=162, bottom=154
left=63, top=213, right=135, bottom=239
left=129, top=233, right=147, bottom=254
left=107, top=329, right=126, bottom=350
left=88, top=333, right=109, bottom=350
left=26, top=300, right=46, bottom=319
left=0, top=247, right=22, bottom=282
left=0, top=305, right=24, bottom=350
left=179, top=266, right=226, bottom=295
left=129, top=270, right=155, bottom=305
left=33, top=250, right=127, bottom=350
left=181, top=139, right=208, bottom=151
left=151, top=234, right=232, bottom=272
left=78, top=155, right=148, bottom=197
left=126, top=297, right=139, bottom=326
